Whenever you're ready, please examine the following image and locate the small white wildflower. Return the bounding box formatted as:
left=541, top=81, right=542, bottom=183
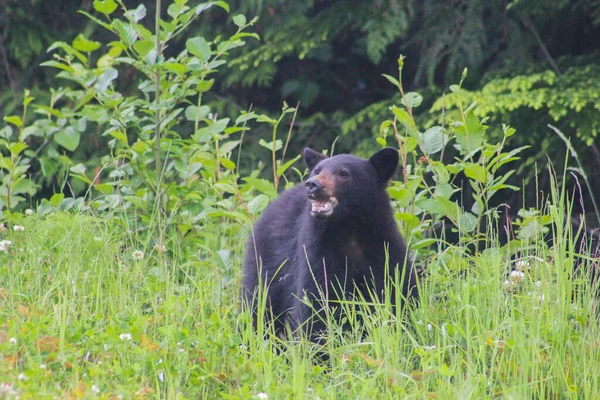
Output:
left=91, top=384, right=100, bottom=394
left=103, top=343, right=110, bottom=351
left=535, top=280, right=542, bottom=288
left=13, top=225, right=25, bottom=232
left=119, top=333, right=132, bottom=341
left=0, top=240, right=12, bottom=253
left=177, top=341, right=183, bottom=347
left=509, top=270, right=525, bottom=282
left=0, top=224, right=6, bottom=232
left=25, top=209, right=33, bottom=215
left=132, top=250, right=144, bottom=260
left=178, top=348, right=185, bottom=353
left=40, top=364, right=47, bottom=370
left=538, top=293, right=545, bottom=302
left=427, top=323, right=433, bottom=331
left=17, top=373, right=27, bottom=381
left=9, top=337, right=17, bottom=345
left=515, top=259, right=530, bottom=271
left=154, top=244, right=167, bottom=253
left=416, top=320, right=424, bottom=325
left=257, top=393, right=268, bottom=400
left=94, top=236, right=103, bottom=242
left=424, top=345, right=437, bottom=351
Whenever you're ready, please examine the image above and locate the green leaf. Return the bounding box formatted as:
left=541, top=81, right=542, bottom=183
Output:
left=54, top=127, right=81, bottom=151
left=382, top=73, right=400, bottom=89
left=186, top=37, right=211, bottom=61
left=8, top=143, right=28, bottom=156
left=94, top=68, right=118, bottom=93
left=449, top=84, right=460, bottom=93
left=40, top=60, right=75, bottom=73
left=161, top=62, right=187, bottom=76
left=277, top=155, right=301, bottom=177
left=133, top=40, right=154, bottom=57
left=72, top=34, right=101, bottom=52
left=125, top=4, right=147, bottom=22
left=93, top=0, right=118, bottom=15
left=185, top=105, right=210, bottom=121
left=220, top=158, right=235, bottom=170
left=49, top=193, right=65, bottom=207
left=258, top=139, right=283, bottom=152
left=248, top=194, right=270, bottom=214
left=421, top=126, right=445, bottom=155
left=243, top=177, right=276, bottom=198
left=233, top=14, right=247, bottom=28
left=197, top=79, right=214, bottom=93
left=112, top=20, right=138, bottom=46
left=401, top=92, right=423, bottom=109
left=464, top=163, right=487, bottom=183
left=3, top=115, right=22, bottom=128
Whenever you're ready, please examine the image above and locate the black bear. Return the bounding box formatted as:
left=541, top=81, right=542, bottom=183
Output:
left=242, top=147, right=418, bottom=341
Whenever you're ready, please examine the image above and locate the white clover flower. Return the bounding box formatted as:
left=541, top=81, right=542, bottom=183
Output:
left=9, top=337, right=17, bottom=345
left=91, top=384, right=100, bottom=394
left=17, top=373, right=27, bottom=381
left=178, top=348, right=185, bottom=353
left=515, top=259, right=530, bottom=271
left=132, top=250, right=144, bottom=260
left=40, top=364, right=47, bottom=370
left=0, top=240, right=12, bottom=253
left=257, top=393, right=268, bottom=400
left=119, top=333, right=132, bottom=341
left=154, top=244, right=167, bottom=253
left=427, top=323, right=433, bottom=331
left=13, top=225, right=25, bottom=232
left=503, top=279, right=515, bottom=291
left=25, top=209, right=33, bottom=215
left=535, top=280, right=542, bottom=288
left=509, top=270, right=525, bottom=282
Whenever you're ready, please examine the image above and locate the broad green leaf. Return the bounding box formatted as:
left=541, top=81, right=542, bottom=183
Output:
left=459, top=212, right=478, bottom=233
left=185, top=105, right=210, bottom=121
left=421, top=126, right=445, bottom=155
left=220, top=158, right=235, bottom=170
left=197, top=79, right=214, bottom=93
left=3, top=115, right=22, bottom=128
left=54, top=127, right=81, bottom=151
left=243, top=177, right=276, bottom=198
left=112, top=20, right=137, bottom=46
left=186, top=37, right=211, bottom=61
left=72, top=34, right=101, bottom=52
left=220, top=140, right=240, bottom=154
left=125, top=4, right=147, bottom=22
left=259, top=139, right=283, bottom=152
left=449, top=84, right=460, bottom=93
left=49, top=193, right=65, bottom=207
left=94, top=68, right=118, bottom=93
left=248, top=194, right=270, bottom=214
left=434, top=182, right=453, bottom=198
left=8, top=143, right=28, bottom=156
left=133, top=40, right=154, bottom=57
left=93, top=0, right=118, bottom=15
left=161, top=62, right=187, bottom=76
left=401, top=92, right=423, bottom=108
left=233, top=14, right=247, bottom=28
left=464, top=163, right=487, bottom=183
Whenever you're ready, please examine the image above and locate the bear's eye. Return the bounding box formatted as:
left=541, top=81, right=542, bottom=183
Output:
left=339, top=168, right=350, bottom=178
left=313, top=167, right=321, bottom=175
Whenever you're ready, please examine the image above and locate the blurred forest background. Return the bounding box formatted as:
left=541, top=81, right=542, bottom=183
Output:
left=1, top=0, right=600, bottom=220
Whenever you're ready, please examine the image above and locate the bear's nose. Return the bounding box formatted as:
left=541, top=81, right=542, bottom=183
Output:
left=305, top=177, right=322, bottom=196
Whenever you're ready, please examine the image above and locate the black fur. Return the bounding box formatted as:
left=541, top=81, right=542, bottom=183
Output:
left=242, top=148, right=419, bottom=341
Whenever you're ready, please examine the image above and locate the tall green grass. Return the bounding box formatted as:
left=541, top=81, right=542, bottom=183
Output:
left=0, top=174, right=599, bottom=398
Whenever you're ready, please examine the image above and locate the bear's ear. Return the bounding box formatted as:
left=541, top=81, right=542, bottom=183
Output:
left=369, top=148, right=399, bottom=183
left=304, top=148, right=327, bottom=171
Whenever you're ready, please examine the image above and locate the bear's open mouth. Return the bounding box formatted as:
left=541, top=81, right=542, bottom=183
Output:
left=310, top=197, right=338, bottom=217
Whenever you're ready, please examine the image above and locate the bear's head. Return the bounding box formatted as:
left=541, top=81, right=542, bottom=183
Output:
left=303, top=147, right=399, bottom=219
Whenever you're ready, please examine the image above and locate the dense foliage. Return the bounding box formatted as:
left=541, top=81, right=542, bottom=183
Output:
left=1, top=0, right=600, bottom=397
